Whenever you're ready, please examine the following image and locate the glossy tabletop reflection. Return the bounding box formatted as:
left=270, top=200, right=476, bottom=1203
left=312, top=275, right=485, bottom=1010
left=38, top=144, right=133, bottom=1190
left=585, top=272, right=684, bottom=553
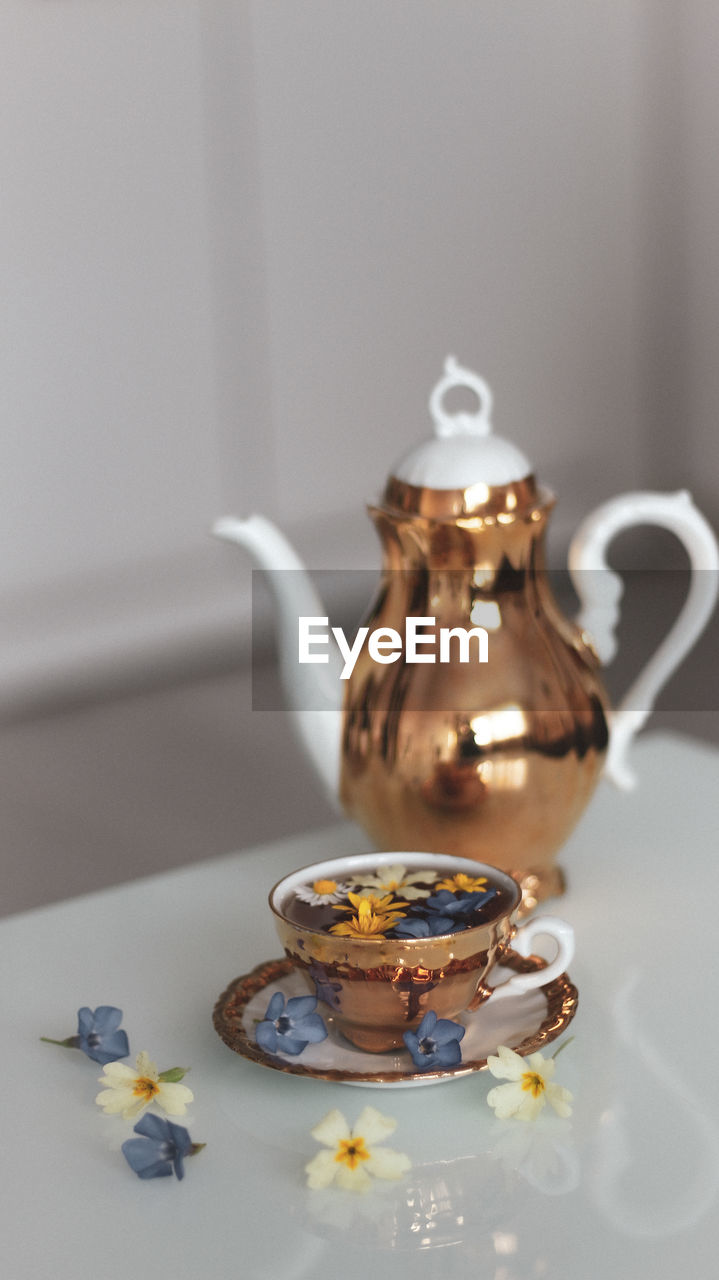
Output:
left=1, top=731, right=717, bottom=1280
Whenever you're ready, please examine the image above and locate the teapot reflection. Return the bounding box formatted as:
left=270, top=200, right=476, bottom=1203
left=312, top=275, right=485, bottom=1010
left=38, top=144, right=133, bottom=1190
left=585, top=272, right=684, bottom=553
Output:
left=590, top=972, right=719, bottom=1240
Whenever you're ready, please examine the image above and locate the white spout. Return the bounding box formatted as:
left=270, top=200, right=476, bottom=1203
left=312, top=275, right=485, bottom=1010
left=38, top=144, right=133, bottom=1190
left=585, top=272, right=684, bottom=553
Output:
left=212, top=514, right=343, bottom=806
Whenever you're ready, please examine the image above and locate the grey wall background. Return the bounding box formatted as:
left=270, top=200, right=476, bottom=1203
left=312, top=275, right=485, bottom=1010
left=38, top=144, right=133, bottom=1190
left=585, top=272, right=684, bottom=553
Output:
left=1, top=2, right=718, bottom=914
left=3, top=0, right=718, bottom=710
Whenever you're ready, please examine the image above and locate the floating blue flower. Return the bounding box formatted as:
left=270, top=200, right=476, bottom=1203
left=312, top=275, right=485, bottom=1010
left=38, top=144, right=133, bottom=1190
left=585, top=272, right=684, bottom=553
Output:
left=255, top=991, right=328, bottom=1056
left=403, top=1009, right=465, bottom=1071
left=121, top=1113, right=204, bottom=1180
left=392, top=915, right=460, bottom=938
left=421, top=888, right=497, bottom=922
left=41, top=1005, right=130, bottom=1065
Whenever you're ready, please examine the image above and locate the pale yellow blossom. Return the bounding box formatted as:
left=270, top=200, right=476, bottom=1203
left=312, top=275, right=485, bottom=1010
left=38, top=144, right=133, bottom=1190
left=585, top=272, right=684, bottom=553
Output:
left=305, top=1107, right=411, bottom=1193
left=351, top=863, right=437, bottom=901
left=486, top=1044, right=573, bottom=1121
left=95, top=1051, right=193, bottom=1120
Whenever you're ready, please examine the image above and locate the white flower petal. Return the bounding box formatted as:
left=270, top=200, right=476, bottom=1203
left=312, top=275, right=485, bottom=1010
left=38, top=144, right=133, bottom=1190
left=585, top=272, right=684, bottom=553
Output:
left=487, top=1045, right=525, bottom=1081
left=135, top=1051, right=157, bottom=1079
left=156, top=1082, right=193, bottom=1116
left=487, top=1080, right=526, bottom=1118
left=335, top=1162, right=373, bottom=1194
left=379, top=863, right=408, bottom=885
left=305, top=1150, right=338, bottom=1189
left=311, top=1109, right=351, bottom=1148
left=365, top=1147, right=411, bottom=1180
left=95, top=1087, right=135, bottom=1114
left=352, top=1106, right=397, bottom=1146
left=546, top=1082, right=573, bottom=1117
left=123, top=1096, right=150, bottom=1119
left=526, top=1051, right=554, bottom=1079
left=98, top=1061, right=136, bottom=1083
left=515, top=1091, right=546, bottom=1122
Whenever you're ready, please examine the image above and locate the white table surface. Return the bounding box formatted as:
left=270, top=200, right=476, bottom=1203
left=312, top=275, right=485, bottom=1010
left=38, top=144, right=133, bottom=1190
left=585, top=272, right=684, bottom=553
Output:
left=2, top=731, right=718, bottom=1280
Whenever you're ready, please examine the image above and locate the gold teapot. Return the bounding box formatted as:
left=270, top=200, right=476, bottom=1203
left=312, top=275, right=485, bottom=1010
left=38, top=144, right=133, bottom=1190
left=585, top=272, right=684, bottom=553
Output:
left=215, top=358, right=718, bottom=905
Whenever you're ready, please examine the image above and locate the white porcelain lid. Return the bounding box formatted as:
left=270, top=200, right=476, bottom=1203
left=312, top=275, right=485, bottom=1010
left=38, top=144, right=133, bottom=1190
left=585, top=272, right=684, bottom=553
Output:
left=391, top=356, right=532, bottom=489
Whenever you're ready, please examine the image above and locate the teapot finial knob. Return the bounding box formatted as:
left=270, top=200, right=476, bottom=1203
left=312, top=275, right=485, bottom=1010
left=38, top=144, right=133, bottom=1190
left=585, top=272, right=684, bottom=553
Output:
left=429, top=355, right=494, bottom=439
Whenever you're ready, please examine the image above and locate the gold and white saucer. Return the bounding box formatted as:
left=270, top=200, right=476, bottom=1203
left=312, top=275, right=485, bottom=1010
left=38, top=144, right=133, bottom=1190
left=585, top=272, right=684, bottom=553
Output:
left=213, top=951, right=578, bottom=1089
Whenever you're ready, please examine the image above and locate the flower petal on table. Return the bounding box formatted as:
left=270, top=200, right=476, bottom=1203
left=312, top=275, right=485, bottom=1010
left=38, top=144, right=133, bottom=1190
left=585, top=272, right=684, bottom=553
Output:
left=546, top=1082, right=573, bottom=1117
left=353, top=1106, right=398, bottom=1146
left=486, top=1081, right=526, bottom=1118
left=133, top=1112, right=170, bottom=1141
left=98, top=1061, right=137, bottom=1082
left=157, top=1082, right=193, bottom=1116
left=311, top=1108, right=351, bottom=1148
left=91, top=1006, right=124, bottom=1033
left=77, top=1007, right=95, bottom=1037
left=487, top=1044, right=525, bottom=1081
left=95, top=1086, right=136, bottom=1114
left=121, top=1138, right=174, bottom=1179
left=135, top=1051, right=157, bottom=1078
left=526, top=1050, right=555, bottom=1079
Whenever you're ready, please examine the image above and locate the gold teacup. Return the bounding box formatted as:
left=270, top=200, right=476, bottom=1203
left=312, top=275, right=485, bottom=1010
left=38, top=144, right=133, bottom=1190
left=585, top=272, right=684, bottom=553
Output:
left=269, top=851, right=574, bottom=1052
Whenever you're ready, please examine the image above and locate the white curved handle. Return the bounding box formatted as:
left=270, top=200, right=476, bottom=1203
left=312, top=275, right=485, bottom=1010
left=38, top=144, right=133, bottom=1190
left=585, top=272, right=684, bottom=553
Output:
left=489, top=916, right=575, bottom=1001
left=568, top=491, right=719, bottom=789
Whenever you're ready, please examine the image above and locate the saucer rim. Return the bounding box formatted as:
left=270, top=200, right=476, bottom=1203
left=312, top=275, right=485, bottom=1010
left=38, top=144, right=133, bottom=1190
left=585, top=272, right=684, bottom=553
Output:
left=212, top=951, right=579, bottom=1086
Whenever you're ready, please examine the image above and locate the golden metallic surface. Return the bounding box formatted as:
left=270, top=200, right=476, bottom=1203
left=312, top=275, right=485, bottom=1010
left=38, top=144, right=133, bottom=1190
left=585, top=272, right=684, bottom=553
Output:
left=271, top=900, right=514, bottom=1053
left=212, top=953, right=579, bottom=1085
left=381, top=473, right=544, bottom=520
left=339, top=476, right=610, bottom=908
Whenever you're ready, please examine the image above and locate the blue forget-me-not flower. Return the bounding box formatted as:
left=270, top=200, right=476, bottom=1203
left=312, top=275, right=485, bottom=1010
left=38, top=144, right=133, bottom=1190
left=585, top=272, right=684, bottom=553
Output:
left=255, top=991, right=328, bottom=1056
left=41, top=1005, right=130, bottom=1065
left=403, top=1009, right=465, bottom=1071
left=122, top=1113, right=204, bottom=1180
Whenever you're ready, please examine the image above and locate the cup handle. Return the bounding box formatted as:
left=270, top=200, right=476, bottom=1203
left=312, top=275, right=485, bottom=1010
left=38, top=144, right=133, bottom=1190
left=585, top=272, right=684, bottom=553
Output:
left=487, top=916, right=575, bottom=1001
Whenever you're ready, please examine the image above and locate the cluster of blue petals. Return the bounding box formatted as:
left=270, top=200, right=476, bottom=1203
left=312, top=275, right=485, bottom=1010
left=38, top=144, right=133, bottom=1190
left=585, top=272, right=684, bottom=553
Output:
left=76, top=1006, right=130, bottom=1064
left=122, top=1114, right=192, bottom=1180
left=255, top=991, right=328, bottom=1056
left=392, top=887, right=497, bottom=938
left=403, top=1009, right=465, bottom=1071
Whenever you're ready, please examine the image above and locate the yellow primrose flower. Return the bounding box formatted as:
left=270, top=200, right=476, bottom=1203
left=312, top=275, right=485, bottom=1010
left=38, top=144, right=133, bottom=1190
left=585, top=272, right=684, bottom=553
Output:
left=329, top=898, right=406, bottom=939
left=434, top=872, right=489, bottom=894
left=351, top=863, right=437, bottom=900
left=334, top=891, right=409, bottom=915
left=95, top=1051, right=194, bottom=1120
left=486, top=1044, right=573, bottom=1122
left=305, top=1106, right=411, bottom=1193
